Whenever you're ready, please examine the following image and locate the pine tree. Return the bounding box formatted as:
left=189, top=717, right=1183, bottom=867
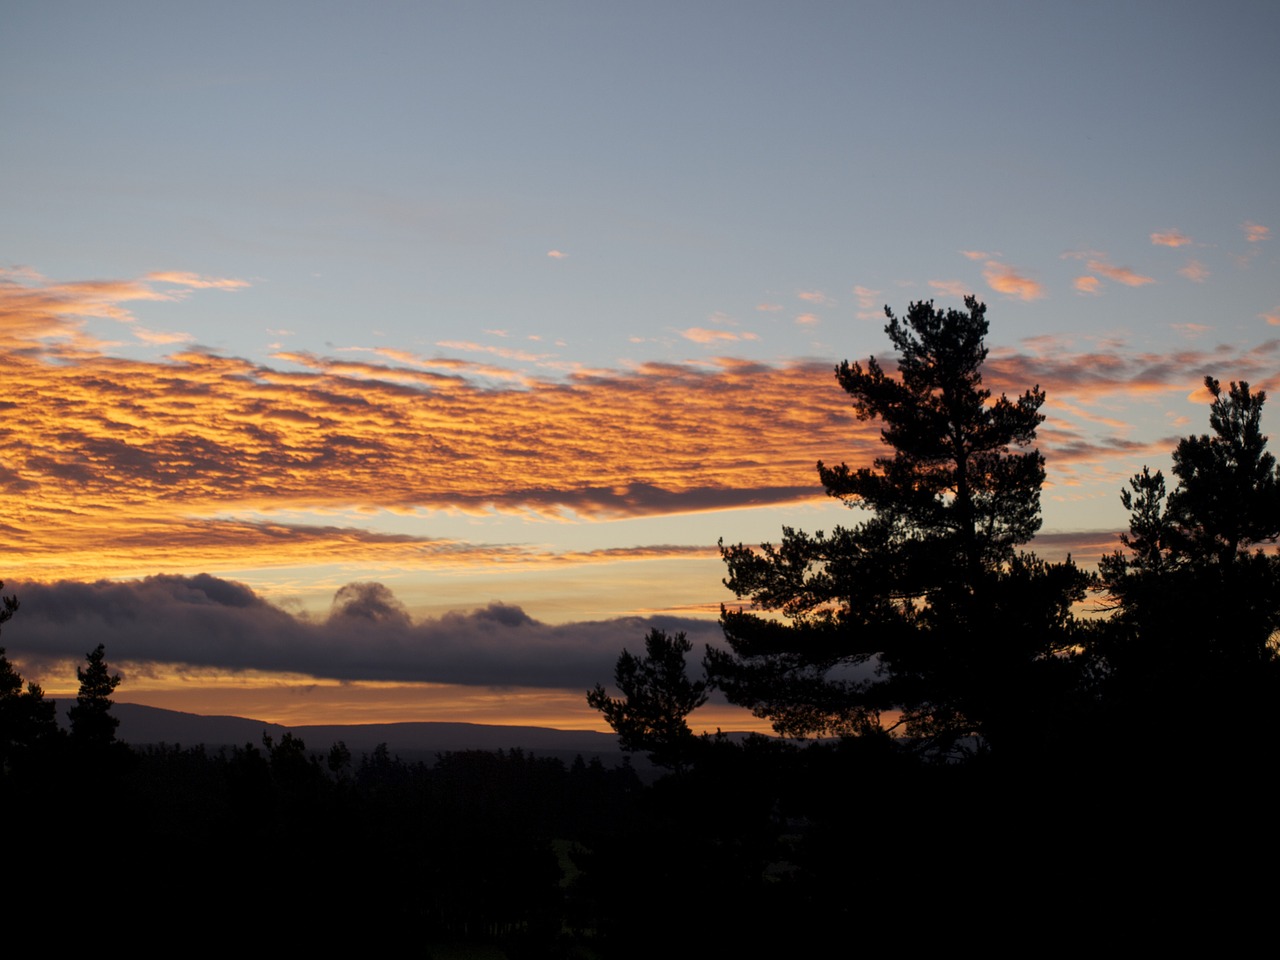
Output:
left=818, top=296, right=1046, bottom=582
left=707, top=298, right=1087, bottom=754
left=1167, top=378, right=1279, bottom=565
left=0, top=586, right=59, bottom=771
left=1, top=649, right=58, bottom=771
left=1099, top=377, right=1280, bottom=682
left=587, top=629, right=709, bottom=771
left=68, top=644, right=121, bottom=748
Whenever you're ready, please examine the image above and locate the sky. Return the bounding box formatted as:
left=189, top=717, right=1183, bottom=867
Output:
left=2, top=1, right=1278, bottom=731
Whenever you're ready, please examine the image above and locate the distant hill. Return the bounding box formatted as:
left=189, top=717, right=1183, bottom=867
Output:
left=108, top=701, right=637, bottom=769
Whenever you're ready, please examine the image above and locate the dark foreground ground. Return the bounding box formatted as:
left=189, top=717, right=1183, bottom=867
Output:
left=5, top=726, right=1274, bottom=956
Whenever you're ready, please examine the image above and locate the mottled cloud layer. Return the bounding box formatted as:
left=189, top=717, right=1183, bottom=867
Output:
left=8, top=575, right=722, bottom=690
left=1, top=343, right=845, bottom=577
left=3, top=269, right=1275, bottom=579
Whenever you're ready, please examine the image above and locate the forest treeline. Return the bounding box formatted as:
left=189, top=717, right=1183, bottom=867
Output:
left=3, top=298, right=1278, bottom=953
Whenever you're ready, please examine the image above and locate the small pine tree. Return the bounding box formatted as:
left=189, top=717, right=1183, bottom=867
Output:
left=588, top=629, right=709, bottom=771
left=68, top=644, right=121, bottom=748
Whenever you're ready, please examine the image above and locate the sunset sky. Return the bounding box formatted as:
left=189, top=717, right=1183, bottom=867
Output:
left=2, top=2, right=1278, bottom=731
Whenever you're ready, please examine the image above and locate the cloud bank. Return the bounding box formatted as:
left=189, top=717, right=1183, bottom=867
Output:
left=6, top=575, right=723, bottom=691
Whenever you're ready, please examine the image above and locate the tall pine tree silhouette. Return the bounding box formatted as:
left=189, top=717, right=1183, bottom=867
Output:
left=708, top=297, right=1087, bottom=755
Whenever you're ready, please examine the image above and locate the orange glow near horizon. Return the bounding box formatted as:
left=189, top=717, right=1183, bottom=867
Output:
left=36, top=664, right=773, bottom=734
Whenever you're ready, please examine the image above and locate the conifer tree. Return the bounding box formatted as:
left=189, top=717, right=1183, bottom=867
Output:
left=1099, top=377, right=1280, bottom=684
left=707, top=298, right=1087, bottom=753
left=0, top=586, right=59, bottom=770
left=1167, top=378, right=1279, bottom=566
left=1, top=650, right=58, bottom=771
left=69, top=644, right=121, bottom=748
left=588, top=629, right=709, bottom=771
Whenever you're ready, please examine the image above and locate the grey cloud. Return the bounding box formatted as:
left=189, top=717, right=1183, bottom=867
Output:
left=330, top=582, right=412, bottom=626
left=4, top=575, right=723, bottom=691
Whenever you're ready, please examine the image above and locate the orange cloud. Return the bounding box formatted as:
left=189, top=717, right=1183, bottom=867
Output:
left=755, top=302, right=783, bottom=312
left=1073, top=276, right=1101, bottom=294
left=546, top=249, right=568, bottom=259
left=1150, top=231, right=1191, bottom=248
left=1086, top=259, right=1155, bottom=287
left=0, top=272, right=164, bottom=347
left=797, top=290, right=832, bottom=305
left=959, top=250, right=988, bottom=261
left=1262, top=308, right=1280, bottom=326
left=0, top=268, right=249, bottom=351
left=146, top=271, right=250, bottom=290
left=133, top=328, right=195, bottom=345
left=982, top=261, right=1045, bottom=301
left=983, top=340, right=1280, bottom=405
left=680, top=327, right=759, bottom=343
left=853, top=285, right=883, bottom=319
left=1243, top=222, right=1270, bottom=243
left=1178, top=260, right=1209, bottom=282
left=0, top=280, right=867, bottom=578
left=928, top=280, right=969, bottom=298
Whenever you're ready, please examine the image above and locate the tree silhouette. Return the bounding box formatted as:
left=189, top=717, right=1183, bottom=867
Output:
left=1168, top=378, right=1280, bottom=563
left=1099, top=377, right=1280, bottom=684
left=588, top=629, right=709, bottom=771
left=69, top=644, right=121, bottom=748
left=1, top=650, right=58, bottom=773
left=0, top=586, right=58, bottom=771
left=707, top=298, right=1088, bottom=753
left=819, top=296, right=1046, bottom=580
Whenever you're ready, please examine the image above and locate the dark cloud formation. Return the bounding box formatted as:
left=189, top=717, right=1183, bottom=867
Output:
left=330, top=582, right=412, bottom=626
left=5, top=575, right=723, bottom=691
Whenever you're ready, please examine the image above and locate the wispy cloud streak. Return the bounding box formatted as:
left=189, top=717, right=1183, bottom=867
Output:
left=680, top=327, right=759, bottom=343
left=1085, top=259, right=1155, bottom=287
left=0, top=267, right=249, bottom=350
